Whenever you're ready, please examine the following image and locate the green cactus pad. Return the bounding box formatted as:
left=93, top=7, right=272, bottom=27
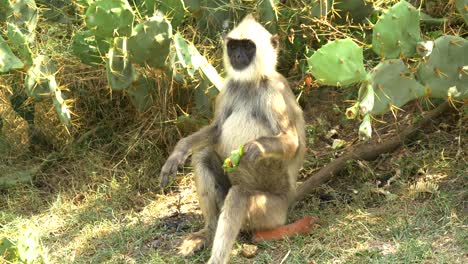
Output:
left=369, top=59, right=425, bottom=114
left=372, top=0, right=421, bottom=59
left=127, top=76, right=154, bottom=112
left=9, top=0, right=38, bottom=43
left=6, top=23, right=33, bottom=66
left=307, top=38, right=367, bottom=86
left=311, top=0, right=332, bottom=18
left=358, top=82, right=375, bottom=115
left=259, top=0, right=278, bottom=33
left=0, top=0, right=12, bottom=23
left=456, top=0, right=468, bottom=24
left=128, top=15, right=172, bottom=69
left=71, top=30, right=104, bottom=66
left=334, top=0, right=374, bottom=23
left=85, top=0, right=134, bottom=38
left=161, top=0, right=185, bottom=28
left=106, top=37, right=136, bottom=91
left=0, top=35, right=24, bottom=72
left=50, top=78, right=72, bottom=125
left=25, top=55, right=57, bottom=101
left=183, top=0, right=201, bottom=15
left=417, top=36, right=468, bottom=99
left=174, top=32, right=197, bottom=77
left=359, top=113, right=372, bottom=140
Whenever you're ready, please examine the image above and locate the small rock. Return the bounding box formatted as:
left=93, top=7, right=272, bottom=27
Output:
left=241, top=243, right=258, bottom=258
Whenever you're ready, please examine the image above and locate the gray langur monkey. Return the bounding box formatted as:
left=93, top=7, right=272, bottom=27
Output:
left=160, top=14, right=306, bottom=264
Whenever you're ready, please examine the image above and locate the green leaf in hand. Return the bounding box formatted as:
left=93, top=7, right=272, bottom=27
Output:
left=223, top=145, right=244, bottom=172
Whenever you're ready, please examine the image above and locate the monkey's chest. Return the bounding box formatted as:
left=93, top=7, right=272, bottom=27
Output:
left=217, top=111, right=271, bottom=158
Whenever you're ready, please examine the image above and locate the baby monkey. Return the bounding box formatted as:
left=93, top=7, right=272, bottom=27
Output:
left=160, top=14, right=306, bottom=264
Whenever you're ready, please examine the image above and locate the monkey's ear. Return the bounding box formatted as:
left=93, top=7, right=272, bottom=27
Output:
left=271, top=34, right=280, bottom=50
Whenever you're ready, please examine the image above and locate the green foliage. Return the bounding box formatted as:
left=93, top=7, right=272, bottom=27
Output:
left=160, top=0, right=185, bottom=28
left=128, top=15, right=172, bottom=68
left=0, top=35, right=24, bottom=72
left=307, top=38, right=367, bottom=86
left=0, top=237, right=17, bottom=261
left=334, top=0, right=374, bottom=22
left=51, top=78, right=71, bottom=125
left=85, top=0, right=134, bottom=38
left=6, top=23, right=33, bottom=66
left=0, top=0, right=12, bottom=23
left=146, top=0, right=185, bottom=28
left=106, top=37, right=136, bottom=90
left=127, top=76, right=154, bottom=112
left=311, top=0, right=333, bottom=18
left=370, top=59, right=425, bottom=114
left=183, top=0, right=201, bottom=16
left=258, top=0, right=278, bottom=33
left=173, top=32, right=197, bottom=77
left=223, top=144, right=244, bottom=172
left=8, top=0, right=38, bottom=42
left=25, top=55, right=56, bottom=101
left=455, top=0, right=468, bottom=24
left=359, top=113, right=372, bottom=139
left=372, top=0, right=421, bottom=59
left=71, top=30, right=104, bottom=66
left=417, top=36, right=468, bottom=99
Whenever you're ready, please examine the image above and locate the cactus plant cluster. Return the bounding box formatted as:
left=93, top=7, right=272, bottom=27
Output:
left=71, top=0, right=176, bottom=112
left=307, top=38, right=367, bottom=86
left=307, top=0, right=467, bottom=138
left=0, top=0, right=71, bottom=125
left=372, top=1, right=421, bottom=59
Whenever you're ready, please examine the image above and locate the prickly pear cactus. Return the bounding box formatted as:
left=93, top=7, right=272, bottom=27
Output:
left=174, top=32, right=197, bottom=77
left=334, top=0, right=374, bottom=23
left=456, top=0, right=468, bottom=24
left=50, top=78, right=71, bottom=125
left=369, top=59, right=425, bottom=114
left=71, top=30, right=104, bottom=66
left=173, top=33, right=224, bottom=90
left=128, top=15, right=172, bottom=69
left=8, top=0, right=38, bottom=43
left=146, top=0, right=185, bottom=28
left=0, top=0, right=12, bottom=23
left=183, top=0, right=201, bottom=16
left=372, top=0, right=421, bottom=59
left=259, top=0, right=278, bottom=33
left=6, top=23, right=33, bottom=65
left=127, top=76, right=154, bottom=112
left=307, top=38, right=367, bottom=86
left=25, top=55, right=56, bottom=101
left=417, top=36, right=468, bottom=99
left=106, top=37, right=136, bottom=90
left=85, top=0, right=134, bottom=38
left=311, top=0, right=332, bottom=18
left=359, top=114, right=372, bottom=139
left=357, top=82, right=374, bottom=115
left=0, top=35, right=24, bottom=72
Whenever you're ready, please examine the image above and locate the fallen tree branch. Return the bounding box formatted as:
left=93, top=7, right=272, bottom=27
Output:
left=295, top=101, right=452, bottom=202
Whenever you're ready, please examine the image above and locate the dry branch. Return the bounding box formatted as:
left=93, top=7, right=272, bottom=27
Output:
left=295, top=101, right=452, bottom=202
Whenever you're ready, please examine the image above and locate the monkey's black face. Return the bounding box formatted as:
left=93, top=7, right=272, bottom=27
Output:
left=227, top=39, right=256, bottom=70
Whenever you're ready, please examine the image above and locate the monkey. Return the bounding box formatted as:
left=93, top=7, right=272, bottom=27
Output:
left=160, top=14, right=306, bottom=264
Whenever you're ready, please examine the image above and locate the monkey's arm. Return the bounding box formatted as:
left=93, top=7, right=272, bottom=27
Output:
left=160, top=125, right=218, bottom=187
left=243, top=129, right=300, bottom=162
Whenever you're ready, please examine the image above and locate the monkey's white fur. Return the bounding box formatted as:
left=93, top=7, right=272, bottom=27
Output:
left=223, top=14, right=278, bottom=82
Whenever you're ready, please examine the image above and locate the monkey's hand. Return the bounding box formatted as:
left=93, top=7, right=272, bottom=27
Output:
left=242, top=141, right=266, bottom=163
left=160, top=150, right=187, bottom=187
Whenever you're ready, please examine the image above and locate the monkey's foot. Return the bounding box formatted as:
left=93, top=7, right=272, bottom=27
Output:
left=178, top=229, right=212, bottom=256
left=252, top=216, right=318, bottom=242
